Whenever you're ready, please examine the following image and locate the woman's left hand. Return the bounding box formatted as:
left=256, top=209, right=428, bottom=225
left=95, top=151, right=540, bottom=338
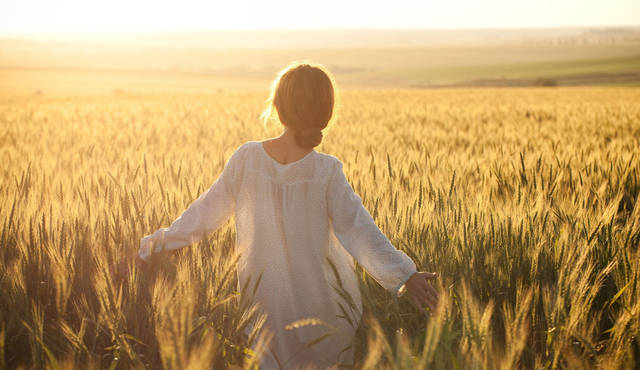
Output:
left=134, top=252, right=147, bottom=268
left=110, top=251, right=147, bottom=280
left=404, top=271, right=440, bottom=314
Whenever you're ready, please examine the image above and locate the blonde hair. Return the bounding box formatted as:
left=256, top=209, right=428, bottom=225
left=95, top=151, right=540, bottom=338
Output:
left=260, top=60, right=339, bottom=149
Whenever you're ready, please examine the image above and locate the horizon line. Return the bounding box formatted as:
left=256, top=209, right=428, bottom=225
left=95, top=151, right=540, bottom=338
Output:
left=1, top=24, right=639, bottom=37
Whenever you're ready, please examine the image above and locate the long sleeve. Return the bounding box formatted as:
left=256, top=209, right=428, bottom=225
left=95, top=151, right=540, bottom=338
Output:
left=138, top=145, right=244, bottom=261
left=327, top=159, right=417, bottom=298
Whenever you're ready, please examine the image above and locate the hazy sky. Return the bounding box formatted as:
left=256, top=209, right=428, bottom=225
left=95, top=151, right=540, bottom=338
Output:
left=1, top=0, right=638, bottom=33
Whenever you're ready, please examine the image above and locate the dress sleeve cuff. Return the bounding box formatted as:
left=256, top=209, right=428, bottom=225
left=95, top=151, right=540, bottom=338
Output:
left=138, top=235, right=153, bottom=262
left=394, top=265, right=417, bottom=298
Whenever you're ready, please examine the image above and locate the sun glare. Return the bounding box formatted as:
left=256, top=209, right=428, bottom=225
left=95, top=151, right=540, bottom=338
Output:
left=0, top=0, right=638, bottom=34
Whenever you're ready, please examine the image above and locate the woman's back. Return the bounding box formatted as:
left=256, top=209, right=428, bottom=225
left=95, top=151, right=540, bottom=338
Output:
left=233, top=140, right=362, bottom=369
left=232, top=140, right=418, bottom=369
left=234, top=140, right=339, bottom=272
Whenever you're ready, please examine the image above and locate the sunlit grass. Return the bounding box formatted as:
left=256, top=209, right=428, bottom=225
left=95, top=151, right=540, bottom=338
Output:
left=0, top=87, right=639, bottom=369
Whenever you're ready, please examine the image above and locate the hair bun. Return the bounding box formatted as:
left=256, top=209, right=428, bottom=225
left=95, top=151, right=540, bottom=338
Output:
left=294, top=127, right=323, bottom=149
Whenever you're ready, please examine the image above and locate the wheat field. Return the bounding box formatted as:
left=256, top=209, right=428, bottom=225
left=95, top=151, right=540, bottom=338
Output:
left=1, top=87, right=639, bottom=369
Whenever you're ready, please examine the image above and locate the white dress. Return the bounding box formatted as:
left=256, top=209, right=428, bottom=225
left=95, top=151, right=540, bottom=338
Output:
left=138, top=140, right=417, bottom=370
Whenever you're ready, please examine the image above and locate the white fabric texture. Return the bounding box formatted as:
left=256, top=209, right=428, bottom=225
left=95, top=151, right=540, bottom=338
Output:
left=138, top=140, right=417, bottom=370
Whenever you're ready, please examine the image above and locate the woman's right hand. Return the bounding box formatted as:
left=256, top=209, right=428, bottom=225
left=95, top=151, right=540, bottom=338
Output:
left=404, top=271, right=440, bottom=314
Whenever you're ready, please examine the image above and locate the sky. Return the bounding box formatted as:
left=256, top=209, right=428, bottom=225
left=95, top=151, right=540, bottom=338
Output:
left=1, top=0, right=639, bottom=34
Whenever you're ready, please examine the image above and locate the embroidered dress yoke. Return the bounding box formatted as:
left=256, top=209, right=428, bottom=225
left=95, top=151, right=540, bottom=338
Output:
left=138, top=141, right=417, bottom=370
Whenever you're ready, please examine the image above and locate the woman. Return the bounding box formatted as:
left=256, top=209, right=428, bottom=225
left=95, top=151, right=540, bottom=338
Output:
left=137, top=61, right=439, bottom=369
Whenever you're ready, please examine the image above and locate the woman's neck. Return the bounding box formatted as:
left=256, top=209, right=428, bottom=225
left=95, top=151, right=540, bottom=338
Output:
left=263, top=128, right=313, bottom=165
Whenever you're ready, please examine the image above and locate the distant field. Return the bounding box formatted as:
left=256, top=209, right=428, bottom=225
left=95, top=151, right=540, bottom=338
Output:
left=1, top=54, right=639, bottom=96
left=0, top=68, right=271, bottom=96
left=1, top=29, right=639, bottom=92
left=401, top=55, right=640, bottom=87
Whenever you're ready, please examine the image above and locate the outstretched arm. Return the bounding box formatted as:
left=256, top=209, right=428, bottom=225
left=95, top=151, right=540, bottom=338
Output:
left=138, top=147, right=243, bottom=261
left=327, top=159, right=439, bottom=311
left=327, top=159, right=417, bottom=297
